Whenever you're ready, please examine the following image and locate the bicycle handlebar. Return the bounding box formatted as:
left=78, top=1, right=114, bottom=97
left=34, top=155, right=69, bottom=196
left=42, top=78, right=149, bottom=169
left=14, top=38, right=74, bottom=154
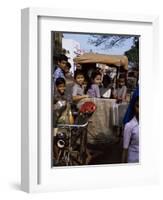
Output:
left=57, top=122, right=88, bottom=128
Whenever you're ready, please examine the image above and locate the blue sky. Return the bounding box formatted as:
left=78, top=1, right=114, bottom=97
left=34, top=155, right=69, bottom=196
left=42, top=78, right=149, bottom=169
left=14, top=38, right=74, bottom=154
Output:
left=63, top=32, right=135, bottom=55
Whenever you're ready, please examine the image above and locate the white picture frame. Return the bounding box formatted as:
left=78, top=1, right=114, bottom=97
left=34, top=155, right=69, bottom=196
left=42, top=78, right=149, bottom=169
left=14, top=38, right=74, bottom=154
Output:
left=21, top=7, right=159, bottom=193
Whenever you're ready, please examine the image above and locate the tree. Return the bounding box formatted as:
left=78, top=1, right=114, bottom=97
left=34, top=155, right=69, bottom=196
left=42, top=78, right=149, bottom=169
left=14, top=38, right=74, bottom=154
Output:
left=88, top=34, right=134, bottom=49
left=52, top=32, right=63, bottom=54
left=124, top=37, right=139, bottom=67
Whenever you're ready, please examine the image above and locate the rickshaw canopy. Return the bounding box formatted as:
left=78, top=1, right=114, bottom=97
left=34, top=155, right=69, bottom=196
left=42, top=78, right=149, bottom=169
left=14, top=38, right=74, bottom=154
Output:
left=73, top=53, right=128, bottom=70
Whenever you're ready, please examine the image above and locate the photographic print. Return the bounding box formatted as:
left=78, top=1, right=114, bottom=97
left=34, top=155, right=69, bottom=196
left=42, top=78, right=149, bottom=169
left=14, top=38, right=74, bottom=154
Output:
left=52, top=31, right=139, bottom=167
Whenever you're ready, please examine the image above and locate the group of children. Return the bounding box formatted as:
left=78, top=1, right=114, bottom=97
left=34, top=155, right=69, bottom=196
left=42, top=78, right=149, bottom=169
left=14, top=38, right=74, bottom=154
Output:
left=53, top=56, right=127, bottom=104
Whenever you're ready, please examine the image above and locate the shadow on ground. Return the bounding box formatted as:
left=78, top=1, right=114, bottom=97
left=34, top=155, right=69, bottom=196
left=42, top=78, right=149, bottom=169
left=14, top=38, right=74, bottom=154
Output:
left=87, top=138, right=123, bottom=165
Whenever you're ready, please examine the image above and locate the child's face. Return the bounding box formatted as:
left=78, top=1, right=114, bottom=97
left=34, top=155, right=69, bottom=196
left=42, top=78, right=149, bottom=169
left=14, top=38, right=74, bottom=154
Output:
left=76, top=64, right=82, bottom=70
left=75, top=74, right=85, bottom=86
left=93, top=75, right=102, bottom=86
left=57, top=83, right=66, bottom=95
left=58, top=60, right=67, bottom=71
left=64, top=65, right=70, bottom=73
left=118, top=78, right=125, bottom=87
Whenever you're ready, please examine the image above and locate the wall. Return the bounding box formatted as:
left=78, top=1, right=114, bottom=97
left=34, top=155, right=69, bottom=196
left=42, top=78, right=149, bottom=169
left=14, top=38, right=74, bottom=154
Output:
left=0, top=0, right=162, bottom=199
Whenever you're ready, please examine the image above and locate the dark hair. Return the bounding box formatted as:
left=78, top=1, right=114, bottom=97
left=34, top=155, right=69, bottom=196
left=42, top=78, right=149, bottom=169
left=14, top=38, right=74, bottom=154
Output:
left=55, top=77, right=66, bottom=86
left=135, top=96, right=139, bottom=106
left=102, top=74, right=111, bottom=88
left=85, top=70, right=102, bottom=93
left=58, top=54, right=68, bottom=62
left=53, top=53, right=60, bottom=62
left=91, top=70, right=101, bottom=80
left=132, top=95, right=139, bottom=116
left=66, top=62, right=71, bottom=69
left=74, top=70, right=85, bottom=79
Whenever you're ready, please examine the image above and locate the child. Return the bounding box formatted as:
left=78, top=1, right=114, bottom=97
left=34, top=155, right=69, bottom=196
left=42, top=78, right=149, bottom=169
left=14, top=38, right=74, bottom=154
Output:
left=54, top=77, right=73, bottom=120
left=112, top=77, right=127, bottom=102
left=53, top=77, right=70, bottom=165
left=54, top=77, right=70, bottom=103
left=65, top=62, right=72, bottom=78
left=122, top=97, right=139, bottom=163
left=64, top=62, right=74, bottom=95
left=72, top=70, right=89, bottom=102
left=86, top=70, right=102, bottom=98
left=53, top=54, right=68, bottom=82
left=100, top=74, right=112, bottom=98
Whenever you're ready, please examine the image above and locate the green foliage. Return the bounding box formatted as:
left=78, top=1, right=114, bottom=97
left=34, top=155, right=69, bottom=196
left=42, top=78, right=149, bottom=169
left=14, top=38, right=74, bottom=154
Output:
left=125, top=37, right=139, bottom=67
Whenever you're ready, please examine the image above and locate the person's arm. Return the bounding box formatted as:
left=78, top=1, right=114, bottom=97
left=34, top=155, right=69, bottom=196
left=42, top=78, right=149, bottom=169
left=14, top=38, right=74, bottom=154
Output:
left=72, top=85, right=89, bottom=102
left=111, top=88, right=117, bottom=99
left=93, top=85, right=101, bottom=98
left=122, top=123, right=132, bottom=163
left=122, top=149, right=128, bottom=163
left=121, top=86, right=127, bottom=101
left=72, top=95, right=89, bottom=102
left=53, top=93, right=60, bottom=104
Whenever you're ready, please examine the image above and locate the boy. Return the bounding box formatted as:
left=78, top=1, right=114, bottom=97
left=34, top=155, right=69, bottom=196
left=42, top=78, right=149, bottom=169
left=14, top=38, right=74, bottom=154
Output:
left=53, top=77, right=69, bottom=165
left=112, top=77, right=127, bottom=102
left=72, top=70, right=89, bottom=102
left=54, top=77, right=68, bottom=103
left=53, top=77, right=72, bottom=124
left=53, top=54, right=68, bottom=82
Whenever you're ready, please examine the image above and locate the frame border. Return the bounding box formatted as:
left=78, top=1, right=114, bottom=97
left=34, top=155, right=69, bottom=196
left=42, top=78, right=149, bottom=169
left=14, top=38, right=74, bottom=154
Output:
left=21, top=7, right=159, bottom=193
